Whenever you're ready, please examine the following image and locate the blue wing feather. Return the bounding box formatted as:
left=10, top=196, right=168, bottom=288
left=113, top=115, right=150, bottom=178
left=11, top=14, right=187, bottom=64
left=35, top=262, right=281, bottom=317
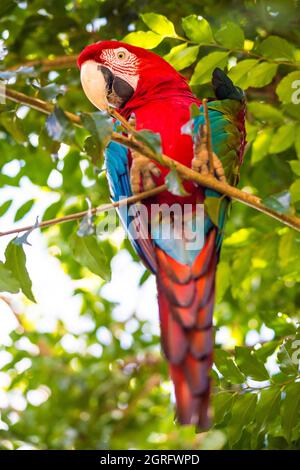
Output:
left=105, top=139, right=157, bottom=273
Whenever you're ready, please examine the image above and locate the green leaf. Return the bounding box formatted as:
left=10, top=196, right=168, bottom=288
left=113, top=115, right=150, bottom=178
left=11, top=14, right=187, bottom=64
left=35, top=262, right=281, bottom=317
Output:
left=258, top=35, right=295, bottom=61
left=277, top=339, right=299, bottom=376
left=228, top=59, right=258, bottom=88
left=0, top=200, right=13, bottom=217
left=255, top=387, right=281, bottom=431
left=46, top=105, right=73, bottom=142
left=235, top=347, right=269, bottom=381
left=281, top=382, right=300, bottom=442
left=38, top=83, right=66, bottom=101
left=216, top=261, right=231, bottom=302
left=0, top=111, right=27, bottom=143
left=228, top=393, right=257, bottom=445
left=164, top=44, right=199, bottom=71
left=214, top=349, right=245, bottom=384
left=263, top=191, right=291, bottom=214
left=182, top=15, right=214, bottom=44
left=199, top=430, right=226, bottom=450
left=215, top=22, right=244, bottom=49
left=70, top=234, right=111, bottom=281
left=4, top=240, right=35, bottom=302
left=81, top=112, right=113, bottom=163
left=122, top=31, right=163, bottom=49
left=213, top=391, right=236, bottom=424
left=165, top=170, right=189, bottom=196
left=190, top=51, right=228, bottom=85
left=0, top=262, right=20, bottom=294
left=290, top=179, right=300, bottom=203
left=251, top=128, right=274, bottom=163
left=276, top=71, right=300, bottom=104
left=139, top=270, right=151, bottom=286
left=140, top=13, right=177, bottom=37
left=269, top=123, right=295, bottom=154
left=14, top=199, right=35, bottom=222
left=83, top=135, right=102, bottom=166
left=246, top=62, right=278, bottom=88
left=289, top=160, right=300, bottom=176
left=205, top=196, right=223, bottom=228
left=247, top=102, right=284, bottom=124
left=135, top=129, right=162, bottom=155
left=229, top=60, right=277, bottom=89
left=255, top=341, right=279, bottom=362
left=42, top=200, right=63, bottom=222
left=189, top=103, right=202, bottom=118
left=0, top=66, right=36, bottom=80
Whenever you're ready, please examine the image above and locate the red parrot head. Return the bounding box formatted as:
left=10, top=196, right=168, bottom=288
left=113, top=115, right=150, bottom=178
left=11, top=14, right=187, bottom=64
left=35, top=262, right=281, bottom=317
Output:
left=78, top=40, right=190, bottom=111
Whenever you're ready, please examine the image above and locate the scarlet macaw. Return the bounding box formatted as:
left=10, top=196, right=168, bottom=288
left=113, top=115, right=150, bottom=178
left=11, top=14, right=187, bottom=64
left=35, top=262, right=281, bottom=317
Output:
left=78, top=41, right=246, bottom=428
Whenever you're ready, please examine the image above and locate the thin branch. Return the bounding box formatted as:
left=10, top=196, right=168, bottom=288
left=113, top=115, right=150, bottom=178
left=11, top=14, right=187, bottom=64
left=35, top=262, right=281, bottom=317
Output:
left=0, top=295, right=26, bottom=330
left=0, top=185, right=167, bottom=237
left=5, top=55, right=77, bottom=72
left=1, top=86, right=300, bottom=233
left=3, top=87, right=81, bottom=125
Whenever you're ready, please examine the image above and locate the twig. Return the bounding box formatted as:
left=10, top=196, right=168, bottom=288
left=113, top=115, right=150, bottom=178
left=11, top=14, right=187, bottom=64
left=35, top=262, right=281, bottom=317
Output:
left=0, top=185, right=167, bottom=237
left=2, top=87, right=81, bottom=125
left=1, top=86, right=300, bottom=232
left=5, top=55, right=77, bottom=72
left=0, top=295, right=25, bottom=330
left=108, top=106, right=135, bottom=134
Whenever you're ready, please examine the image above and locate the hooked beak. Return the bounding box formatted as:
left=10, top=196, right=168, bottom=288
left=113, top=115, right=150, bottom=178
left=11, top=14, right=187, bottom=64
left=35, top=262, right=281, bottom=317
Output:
left=80, top=60, right=109, bottom=111
left=80, top=60, right=135, bottom=110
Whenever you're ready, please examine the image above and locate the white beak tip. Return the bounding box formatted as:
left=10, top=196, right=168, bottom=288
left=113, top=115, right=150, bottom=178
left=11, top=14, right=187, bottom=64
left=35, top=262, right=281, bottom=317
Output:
left=80, top=60, right=109, bottom=111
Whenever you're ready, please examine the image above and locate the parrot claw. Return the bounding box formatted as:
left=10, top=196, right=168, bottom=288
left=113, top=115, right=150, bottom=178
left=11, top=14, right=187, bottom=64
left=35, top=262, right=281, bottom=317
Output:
left=192, top=124, right=227, bottom=183
left=128, top=114, right=161, bottom=194
left=130, top=152, right=161, bottom=193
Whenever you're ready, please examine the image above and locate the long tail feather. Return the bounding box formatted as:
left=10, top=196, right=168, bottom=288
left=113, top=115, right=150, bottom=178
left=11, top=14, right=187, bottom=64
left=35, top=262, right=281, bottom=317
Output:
left=156, top=229, right=217, bottom=428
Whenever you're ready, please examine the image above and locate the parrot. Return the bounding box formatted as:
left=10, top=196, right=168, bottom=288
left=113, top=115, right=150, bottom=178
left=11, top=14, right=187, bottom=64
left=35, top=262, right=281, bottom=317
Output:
left=78, top=40, right=246, bottom=429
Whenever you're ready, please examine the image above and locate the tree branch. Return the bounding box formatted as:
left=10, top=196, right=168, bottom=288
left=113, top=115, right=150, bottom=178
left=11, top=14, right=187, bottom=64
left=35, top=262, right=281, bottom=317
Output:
left=0, top=185, right=167, bottom=238
left=1, top=86, right=300, bottom=233
left=5, top=55, right=77, bottom=72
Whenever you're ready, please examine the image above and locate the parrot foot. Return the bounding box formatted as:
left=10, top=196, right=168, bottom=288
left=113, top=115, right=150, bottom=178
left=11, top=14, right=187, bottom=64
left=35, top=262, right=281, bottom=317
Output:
left=130, top=151, right=161, bottom=193
left=192, top=124, right=227, bottom=183
left=128, top=113, right=161, bottom=194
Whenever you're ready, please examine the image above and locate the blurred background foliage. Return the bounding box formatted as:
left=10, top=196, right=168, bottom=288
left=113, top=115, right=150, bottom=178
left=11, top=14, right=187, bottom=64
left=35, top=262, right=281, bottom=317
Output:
left=1, top=0, right=300, bottom=450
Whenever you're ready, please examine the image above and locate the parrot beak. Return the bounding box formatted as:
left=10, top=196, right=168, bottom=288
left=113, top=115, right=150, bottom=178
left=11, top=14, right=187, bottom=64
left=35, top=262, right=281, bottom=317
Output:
left=80, top=60, right=109, bottom=111
left=80, top=59, right=135, bottom=110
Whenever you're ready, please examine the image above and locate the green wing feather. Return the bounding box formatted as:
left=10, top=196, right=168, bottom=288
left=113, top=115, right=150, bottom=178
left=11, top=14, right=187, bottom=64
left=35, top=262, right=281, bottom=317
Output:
left=194, top=98, right=246, bottom=186
left=192, top=68, right=246, bottom=244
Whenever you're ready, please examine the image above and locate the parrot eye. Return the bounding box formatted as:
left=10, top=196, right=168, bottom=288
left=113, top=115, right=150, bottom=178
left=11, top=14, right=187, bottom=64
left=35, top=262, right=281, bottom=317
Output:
left=117, top=51, right=126, bottom=59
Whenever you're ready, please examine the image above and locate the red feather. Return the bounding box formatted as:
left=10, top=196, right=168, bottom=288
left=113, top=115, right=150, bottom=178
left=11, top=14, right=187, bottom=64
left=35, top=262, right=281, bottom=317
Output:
left=156, top=231, right=217, bottom=428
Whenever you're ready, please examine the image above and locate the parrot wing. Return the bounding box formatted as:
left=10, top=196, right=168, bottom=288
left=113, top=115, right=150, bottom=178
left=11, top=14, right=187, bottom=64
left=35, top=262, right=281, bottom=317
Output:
left=105, top=137, right=157, bottom=273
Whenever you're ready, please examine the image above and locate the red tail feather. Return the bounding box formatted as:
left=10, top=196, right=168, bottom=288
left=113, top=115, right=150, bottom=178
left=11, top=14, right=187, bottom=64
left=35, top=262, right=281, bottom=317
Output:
left=156, top=229, right=217, bottom=428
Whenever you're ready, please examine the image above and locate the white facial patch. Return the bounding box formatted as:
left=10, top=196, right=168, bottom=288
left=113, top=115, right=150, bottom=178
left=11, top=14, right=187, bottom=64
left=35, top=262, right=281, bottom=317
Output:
left=80, top=60, right=109, bottom=111
left=101, top=48, right=139, bottom=91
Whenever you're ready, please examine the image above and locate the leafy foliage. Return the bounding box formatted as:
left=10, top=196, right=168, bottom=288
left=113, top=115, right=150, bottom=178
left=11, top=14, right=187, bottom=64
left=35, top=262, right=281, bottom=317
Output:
left=0, top=0, right=300, bottom=451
